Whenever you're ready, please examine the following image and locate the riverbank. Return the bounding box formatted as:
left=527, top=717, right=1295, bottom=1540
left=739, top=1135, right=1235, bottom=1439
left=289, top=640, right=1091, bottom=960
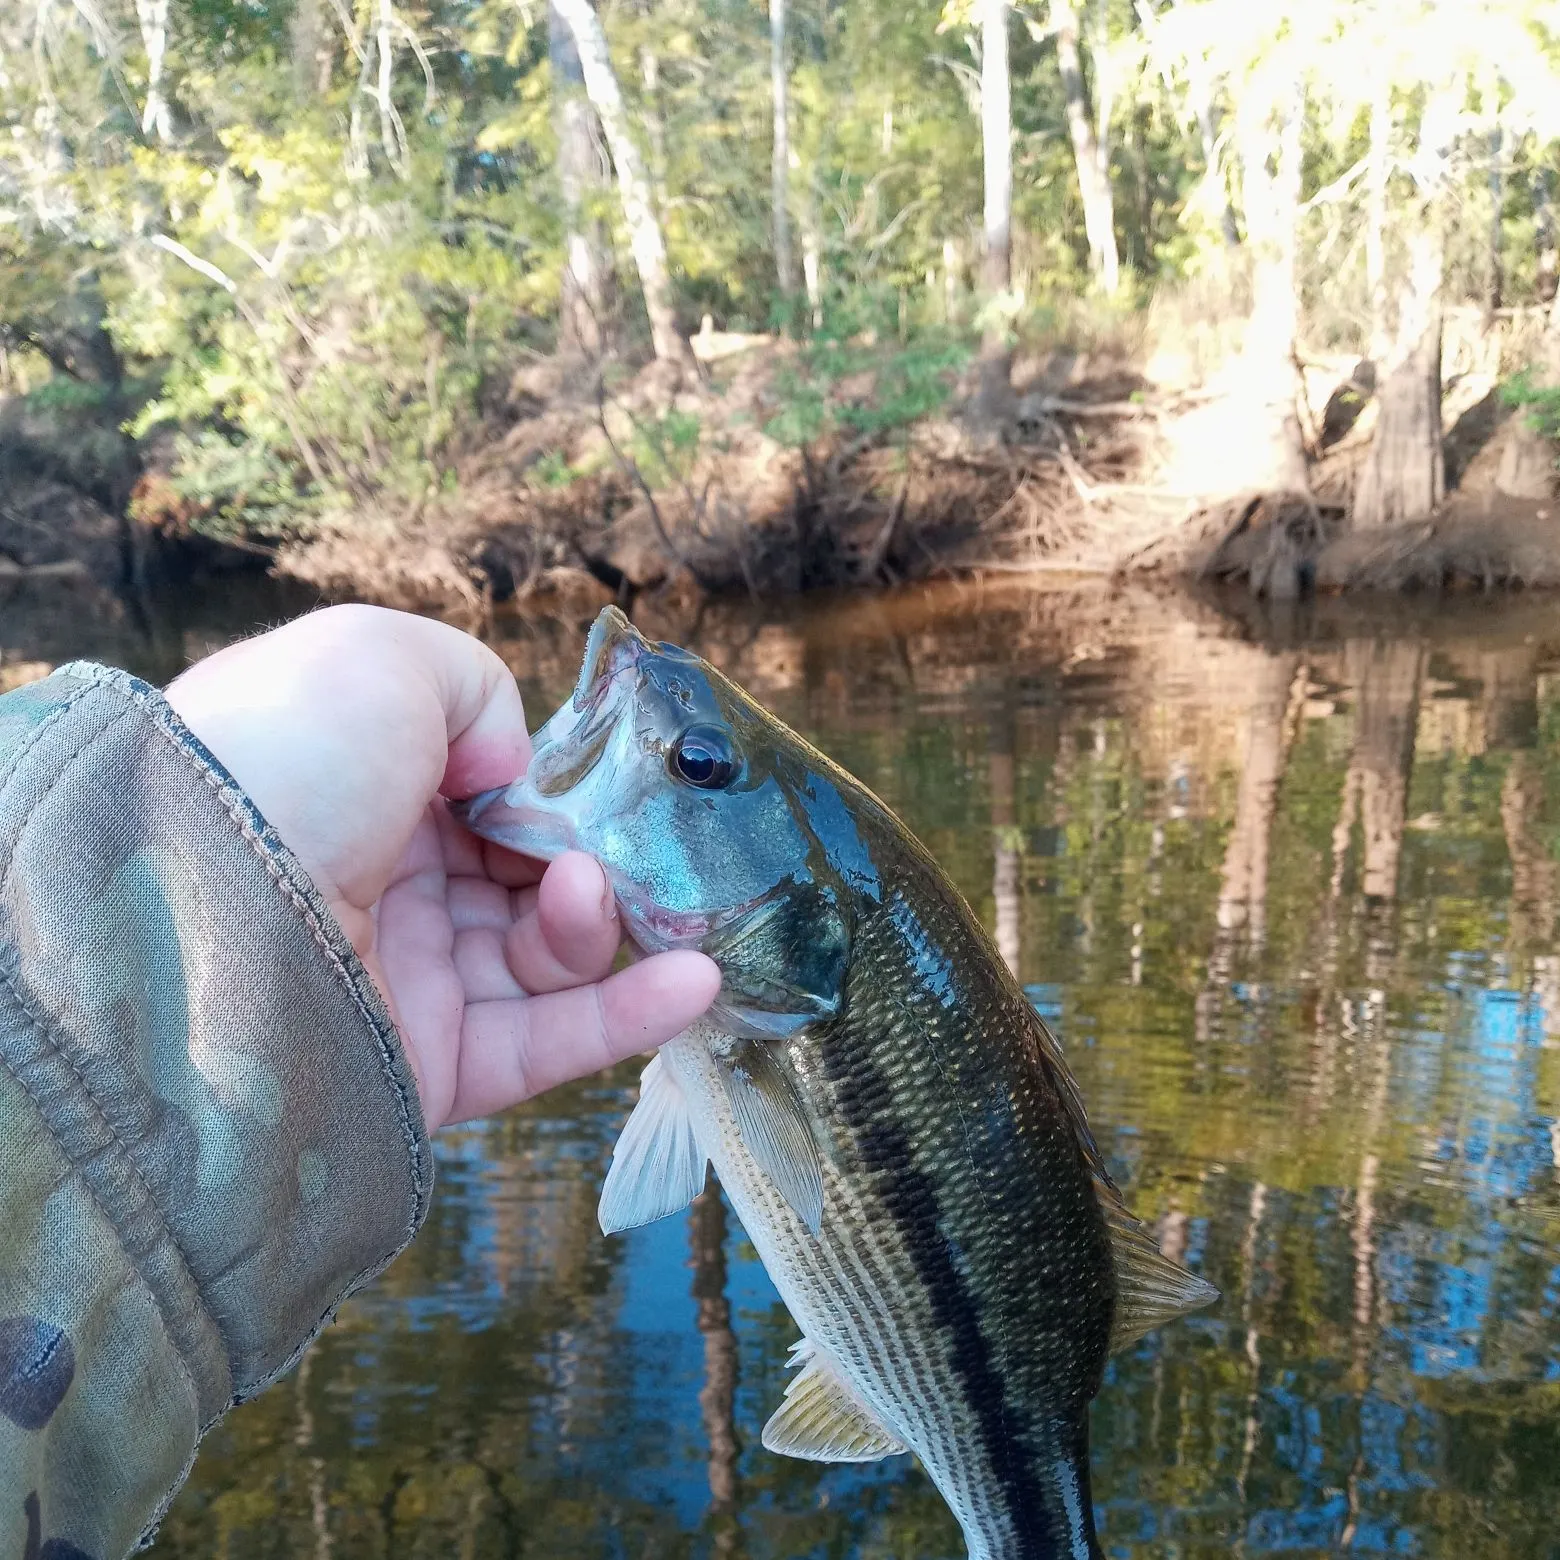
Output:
left=275, top=329, right=1560, bottom=612
left=3, top=325, right=1556, bottom=619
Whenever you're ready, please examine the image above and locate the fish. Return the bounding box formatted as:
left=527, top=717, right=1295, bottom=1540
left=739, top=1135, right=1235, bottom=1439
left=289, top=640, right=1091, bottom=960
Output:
left=456, top=606, right=1218, bottom=1560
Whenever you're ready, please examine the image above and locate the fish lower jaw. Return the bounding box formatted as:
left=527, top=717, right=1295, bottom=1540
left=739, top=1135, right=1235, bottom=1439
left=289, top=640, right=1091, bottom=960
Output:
left=624, top=902, right=715, bottom=949
left=455, top=784, right=577, bottom=860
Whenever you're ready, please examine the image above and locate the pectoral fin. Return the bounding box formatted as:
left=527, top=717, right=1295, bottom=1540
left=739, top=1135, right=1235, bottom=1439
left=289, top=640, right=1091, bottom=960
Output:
left=762, top=1339, right=907, bottom=1463
left=717, top=1043, right=824, bottom=1235
left=1101, top=1196, right=1220, bottom=1350
left=598, top=1053, right=708, bottom=1235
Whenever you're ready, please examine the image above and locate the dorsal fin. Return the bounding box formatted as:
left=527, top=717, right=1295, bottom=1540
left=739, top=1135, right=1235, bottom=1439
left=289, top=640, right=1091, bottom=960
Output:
left=1022, top=1002, right=1219, bottom=1345
left=1100, top=1195, right=1220, bottom=1350
left=1025, top=1005, right=1118, bottom=1192
left=761, top=1339, right=908, bottom=1463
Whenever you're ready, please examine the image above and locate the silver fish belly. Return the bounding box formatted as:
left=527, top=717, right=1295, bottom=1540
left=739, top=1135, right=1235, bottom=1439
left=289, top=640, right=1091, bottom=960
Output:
left=635, top=1021, right=1076, bottom=1560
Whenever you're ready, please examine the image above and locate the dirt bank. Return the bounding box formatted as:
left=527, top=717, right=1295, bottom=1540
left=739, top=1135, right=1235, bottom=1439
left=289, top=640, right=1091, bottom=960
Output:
left=268, top=337, right=1168, bottom=616
left=272, top=333, right=1559, bottom=614
left=6, top=332, right=1557, bottom=618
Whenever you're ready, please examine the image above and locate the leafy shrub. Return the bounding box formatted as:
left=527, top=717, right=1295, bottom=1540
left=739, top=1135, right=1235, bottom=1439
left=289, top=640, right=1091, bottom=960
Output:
left=1503, top=371, right=1560, bottom=444
left=764, top=333, right=969, bottom=448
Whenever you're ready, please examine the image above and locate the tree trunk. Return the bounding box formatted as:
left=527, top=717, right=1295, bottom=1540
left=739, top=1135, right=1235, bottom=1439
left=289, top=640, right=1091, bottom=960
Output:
left=289, top=0, right=334, bottom=96
left=553, top=0, right=692, bottom=369
left=1053, top=0, right=1119, bottom=293
left=1486, top=115, right=1504, bottom=324
left=1184, top=46, right=1237, bottom=248
left=977, top=0, right=1012, bottom=418
left=638, top=45, right=668, bottom=211
left=1537, top=168, right=1557, bottom=307
left=551, top=0, right=610, bottom=358
left=1354, top=228, right=1444, bottom=526
left=770, top=0, right=794, bottom=310
left=1354, top=85, right=1459, bottom=528
left=801, top=196, right=823, bottom=332
left=1229, top=83, right=1309, bottom=494
left=1496, top=327, right=1560, bottom=498
left=1365, top=83, right=1391, bottom=361
left=134, top=0, right=172, bottom=141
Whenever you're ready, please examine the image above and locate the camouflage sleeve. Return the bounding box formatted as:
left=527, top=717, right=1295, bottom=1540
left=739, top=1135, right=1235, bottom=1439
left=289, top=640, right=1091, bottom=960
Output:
left=0, top=662, right=434, bottom=1558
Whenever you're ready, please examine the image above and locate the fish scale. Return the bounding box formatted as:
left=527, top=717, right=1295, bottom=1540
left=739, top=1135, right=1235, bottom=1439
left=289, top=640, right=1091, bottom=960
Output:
left=806, top=858, right=1115, bottom=1557
left=660, top=1025, right=1021, bottom=1555
left=456, top=605, right=1219, bottom=1560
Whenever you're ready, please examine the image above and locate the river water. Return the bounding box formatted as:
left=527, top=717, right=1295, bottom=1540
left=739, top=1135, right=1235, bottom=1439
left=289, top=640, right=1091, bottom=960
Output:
left=9, top=574, right=1560, bottom=1558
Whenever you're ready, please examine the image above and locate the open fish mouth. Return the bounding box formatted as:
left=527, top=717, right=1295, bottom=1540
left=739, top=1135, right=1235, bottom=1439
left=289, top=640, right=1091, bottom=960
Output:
left=454, top=608, right=649, bottom=857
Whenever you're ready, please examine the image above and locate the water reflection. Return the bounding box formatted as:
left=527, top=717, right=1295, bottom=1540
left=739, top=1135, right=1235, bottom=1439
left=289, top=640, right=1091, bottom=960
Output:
left=14, top=578, right=1560, bottom=1558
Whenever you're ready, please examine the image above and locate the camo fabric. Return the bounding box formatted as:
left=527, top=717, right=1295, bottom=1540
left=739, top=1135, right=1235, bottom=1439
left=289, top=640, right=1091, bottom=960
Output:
left=0, top=663, right=434, bottom=1557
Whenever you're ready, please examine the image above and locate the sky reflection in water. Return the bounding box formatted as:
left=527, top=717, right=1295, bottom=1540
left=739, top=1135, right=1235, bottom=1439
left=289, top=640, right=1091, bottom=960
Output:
left=133, top=584, right=1560, bottom=1559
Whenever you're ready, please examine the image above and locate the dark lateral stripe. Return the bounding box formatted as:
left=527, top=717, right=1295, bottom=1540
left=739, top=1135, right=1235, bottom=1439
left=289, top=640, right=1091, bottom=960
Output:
left=827, top=1049, right=1063, bottom=1559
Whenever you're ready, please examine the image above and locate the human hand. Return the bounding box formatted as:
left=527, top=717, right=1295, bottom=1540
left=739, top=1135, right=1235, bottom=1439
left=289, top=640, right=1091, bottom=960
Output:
left=164, top=604, right=720, bottom=1131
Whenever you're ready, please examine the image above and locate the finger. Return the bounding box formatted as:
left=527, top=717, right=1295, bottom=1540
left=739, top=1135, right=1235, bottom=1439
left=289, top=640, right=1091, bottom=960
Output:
left=432, top=797, right=487, bottom=878
left=446, top=877, right=515, bottom=932
left=448, top=950, right=721, bottom=1121
left=452, top=925, right=528, bottom=1003
left=481, top=840, right=545, bottom=889
left=165, top=605, right=531, bottom=914
left=505, top=852, right=621, bottom=994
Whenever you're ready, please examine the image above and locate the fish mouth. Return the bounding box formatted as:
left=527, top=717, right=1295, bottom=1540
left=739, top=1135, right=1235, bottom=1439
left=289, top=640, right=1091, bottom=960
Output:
left=454, top=607, right=657, bottom=857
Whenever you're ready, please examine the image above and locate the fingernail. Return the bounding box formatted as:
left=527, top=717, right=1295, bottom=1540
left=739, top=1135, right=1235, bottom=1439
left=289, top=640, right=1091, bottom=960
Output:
left=598, top=862, right=618, bottom=920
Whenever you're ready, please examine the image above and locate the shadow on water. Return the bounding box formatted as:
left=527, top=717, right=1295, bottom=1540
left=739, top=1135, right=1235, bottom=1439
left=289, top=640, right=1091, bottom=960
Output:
left=16, top=573, right=1560, bottom=1558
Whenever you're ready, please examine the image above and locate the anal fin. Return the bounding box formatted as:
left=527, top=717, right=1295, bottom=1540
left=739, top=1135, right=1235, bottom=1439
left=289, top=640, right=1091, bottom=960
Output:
left=598, top=1053, right=708, bottom=1235
left=761, top=1339, right=907, bottom=1463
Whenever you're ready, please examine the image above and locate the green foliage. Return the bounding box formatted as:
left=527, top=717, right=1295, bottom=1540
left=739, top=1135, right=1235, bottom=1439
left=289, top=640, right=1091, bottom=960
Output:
left=20, top=377, right=121, bottom=416
left=765, top=334, right=969, bottom=448
left=625, top=407, right=702, bottom=486
left=3, top=0, right=1559, bottom=551
left=531, top=449, right=581, bottom=489
left=1502, top=370, right=1560, bottom=444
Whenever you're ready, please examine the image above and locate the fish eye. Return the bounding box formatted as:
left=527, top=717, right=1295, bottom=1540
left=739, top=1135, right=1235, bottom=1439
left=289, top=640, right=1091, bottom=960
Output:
left=671, top=724, right=740, bottom=790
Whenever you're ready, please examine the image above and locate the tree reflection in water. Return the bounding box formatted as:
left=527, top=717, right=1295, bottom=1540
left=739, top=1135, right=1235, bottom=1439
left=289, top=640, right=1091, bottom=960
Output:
left=112, top=583, right=1560, bottom=1560
left=691, top=1173, right=743, bottom=1560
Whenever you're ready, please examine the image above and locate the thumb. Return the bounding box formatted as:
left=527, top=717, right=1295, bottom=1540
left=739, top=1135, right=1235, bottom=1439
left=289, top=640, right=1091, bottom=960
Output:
left=168, top=606, right=529, bottom=911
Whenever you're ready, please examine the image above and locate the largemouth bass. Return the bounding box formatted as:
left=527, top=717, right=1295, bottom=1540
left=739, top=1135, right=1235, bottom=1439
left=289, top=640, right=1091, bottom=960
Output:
left=458, top=607, right=1217, bottom=1560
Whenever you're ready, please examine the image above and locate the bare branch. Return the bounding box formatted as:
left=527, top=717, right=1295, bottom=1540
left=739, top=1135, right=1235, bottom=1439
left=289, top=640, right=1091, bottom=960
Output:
left=150, top=232, right=237, bottom=292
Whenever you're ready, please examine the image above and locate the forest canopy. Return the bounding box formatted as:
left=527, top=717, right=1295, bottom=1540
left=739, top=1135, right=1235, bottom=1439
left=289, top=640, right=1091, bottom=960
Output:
left=1, top=0, right=1557, bottom=567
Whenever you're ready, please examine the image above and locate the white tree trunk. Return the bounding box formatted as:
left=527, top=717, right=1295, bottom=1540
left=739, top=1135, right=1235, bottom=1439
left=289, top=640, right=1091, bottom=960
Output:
left=802, top=207, right=823, bottom=333
left=1230, top=82, right=1308, bottom=493
left=1053, top=0, right=1119, bottom=293
left=550, top=0, right=609, bottom=357
left=289, top=0, right=334, bottom=96
left=978, top=0, right=1012, bottom=415
left=1366, top=83, right=1390, bottom=360
left=135, top=0, right=171, bottom=141
left=639, top=45, right=668, bottom=211
left=1485, top=112, right=1503, bottom=322
left=553, top=0, right=692, bottom=368
left=770, top=0, right=794, bottom=305
left=1354, top=83, right=1459, bottom=528
left=1536, top=168, right=1557, bottom=310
